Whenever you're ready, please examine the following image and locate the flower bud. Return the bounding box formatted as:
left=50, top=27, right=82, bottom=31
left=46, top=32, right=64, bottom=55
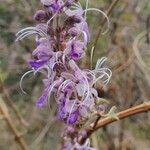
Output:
left=34, top=10, right=47, bottom=22
left=65, top=16, right=82, bottom=26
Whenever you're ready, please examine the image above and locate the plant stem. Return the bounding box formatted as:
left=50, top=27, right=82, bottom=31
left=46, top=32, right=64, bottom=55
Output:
left=80, top=102, right=150, bottom=144
left=0, top=100, right=28, bottom=150
left=0, top=79, right=29, bottom=127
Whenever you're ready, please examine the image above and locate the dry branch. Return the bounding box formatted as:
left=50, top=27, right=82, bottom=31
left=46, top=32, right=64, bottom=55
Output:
left=0, top=79, right=29, bottom=127
left=80, top=102, right=150, bottom=144
left=0, top=98, right=28, bottom=150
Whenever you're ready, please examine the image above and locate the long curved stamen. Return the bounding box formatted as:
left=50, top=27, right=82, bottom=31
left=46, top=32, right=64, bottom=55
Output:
left=84, top=8, right=110, bottom=34
left=94, top=72, right=105, bottom=83
left=90, top=47, right=94, bottom=69
left=59, top=80, right=70, bottom=90
left=16, top=31, right=40, bottom=41
left=95, top=68, right=112, bottom=77
left=83, top=74, right=90, bottom=100
left=85, top=0, right=89, bottom=18
left=95, top=72, right=109, bottom=84
left=95, top=57, right=107, bottom=70
left=46, top=66, right=52, bottom=78
left=55, top=51, right=62, bottom=61
left=47, top=13, right=58, bottom=26
left=16, top=27, right=37, bottom=36
left=16, top=27, right=47, bottom=37
left=47, top=78, right=63, bottom=110
left=93, top=64, right=112, bottom=84
left=62, top=80, right=72, bottom=90
left=84, top=69, right=96, bottom=85
left=62, top=54, right=66, bottom=64
left=17, top=30, right=39, bottom=37
left=20, top=70, right=35, bottom=94
left=33, top=65, right=48, bottom=76
left=56, top=80, right=70, bottom=97
left=81, top=30, right=88, bottom=44
left=73, top=2, right=81, bottom=8
left=70, top=5, right=80, bottom=10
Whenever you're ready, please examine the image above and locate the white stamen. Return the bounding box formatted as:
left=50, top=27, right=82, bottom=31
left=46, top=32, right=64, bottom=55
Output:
left=73, top=2, right=81, bottom=8
left=82, top=30, right=88, bottom=44
left=84, top=8, right=110, bottom=34
left=16, top=31, right=40, bottom=41
left=95, top=57, right=107, bottom=70
left=47, top=13, right=58, bottom=26
left=16, top=27, right=37, bottom=36
left=16, top=27, right=47, bottom=38
left=20, top=70, right=35, bottom=94
left=85, top=0, right=89, bottom=18
left=47, top=78, right=63, bottom=109
left=56, top=79, right=70, bottom=97
left=90, top=47, right=94, bottom=69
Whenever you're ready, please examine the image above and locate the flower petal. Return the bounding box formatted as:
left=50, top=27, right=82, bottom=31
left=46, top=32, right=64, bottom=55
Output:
left=68, top=111, right=79, bottom=125
left=36, top=89, right=49, bottom=107
left=29, top=60, right=48, bottom=70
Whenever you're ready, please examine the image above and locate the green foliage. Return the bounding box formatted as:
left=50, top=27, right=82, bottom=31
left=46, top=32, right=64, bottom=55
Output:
left=104, top=106, right=119, bottom=120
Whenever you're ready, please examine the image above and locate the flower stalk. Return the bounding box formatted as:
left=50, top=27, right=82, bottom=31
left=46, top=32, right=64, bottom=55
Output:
left=79, top=102, right=150, bottom=144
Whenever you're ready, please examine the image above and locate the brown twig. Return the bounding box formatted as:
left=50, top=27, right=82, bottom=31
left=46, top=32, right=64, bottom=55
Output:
left=92, top=115, right=101, bottom=130
left=92, top=0, right=120, bottom=65
left=0, top=99, right=28, bottom=150
left=80, top=102, right=150, bottom=144
left=0, top=79, right=29, bottom=127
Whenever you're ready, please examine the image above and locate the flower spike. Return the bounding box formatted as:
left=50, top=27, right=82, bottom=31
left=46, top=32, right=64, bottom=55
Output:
left=16, top=1, right=112, bottom=149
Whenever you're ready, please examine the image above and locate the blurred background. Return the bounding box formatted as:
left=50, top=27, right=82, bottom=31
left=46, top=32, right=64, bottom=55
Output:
left=0, top=0, right=150, bottom=149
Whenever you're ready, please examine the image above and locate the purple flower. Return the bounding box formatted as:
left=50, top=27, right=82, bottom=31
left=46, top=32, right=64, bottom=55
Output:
left=58, top=107, right=66, bottom=120
left=34, top=10, right=47, bottom=22
left=41, top=0, right=52, bottom=6
left=65, top=7, right=84, bottom=17
left=76, top=20, right=91, bottom=42
left=29, top=59, right=48, bottom=70
left=29, top=38, right=57, bottom=70
left=65, top=6, right=91, bottom=43
left=36, top=88, right=49, bottom=107
left=64, top=40, right=85, bottom=60
left=41, top=0, right=64, bottom=13
left=67, top=110, right=79, bottom=125
left=49, top=3, right=60, bottom=13
left=33, top=38, right=53, bottom=58
left=65, top=0, right=76, bottom=7
left=63, top=127, right=95, bottom=150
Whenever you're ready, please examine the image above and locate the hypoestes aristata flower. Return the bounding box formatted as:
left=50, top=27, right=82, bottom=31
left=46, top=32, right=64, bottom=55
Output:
left=16, top=0, right=111, bottom=149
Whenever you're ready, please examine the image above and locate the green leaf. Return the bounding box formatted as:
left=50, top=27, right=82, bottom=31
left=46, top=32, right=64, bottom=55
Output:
left=105, top=106, right=119, bottom=120
left=0, top=68, right=7, bottom=82
left=97, top=98, right=110, bottom=105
